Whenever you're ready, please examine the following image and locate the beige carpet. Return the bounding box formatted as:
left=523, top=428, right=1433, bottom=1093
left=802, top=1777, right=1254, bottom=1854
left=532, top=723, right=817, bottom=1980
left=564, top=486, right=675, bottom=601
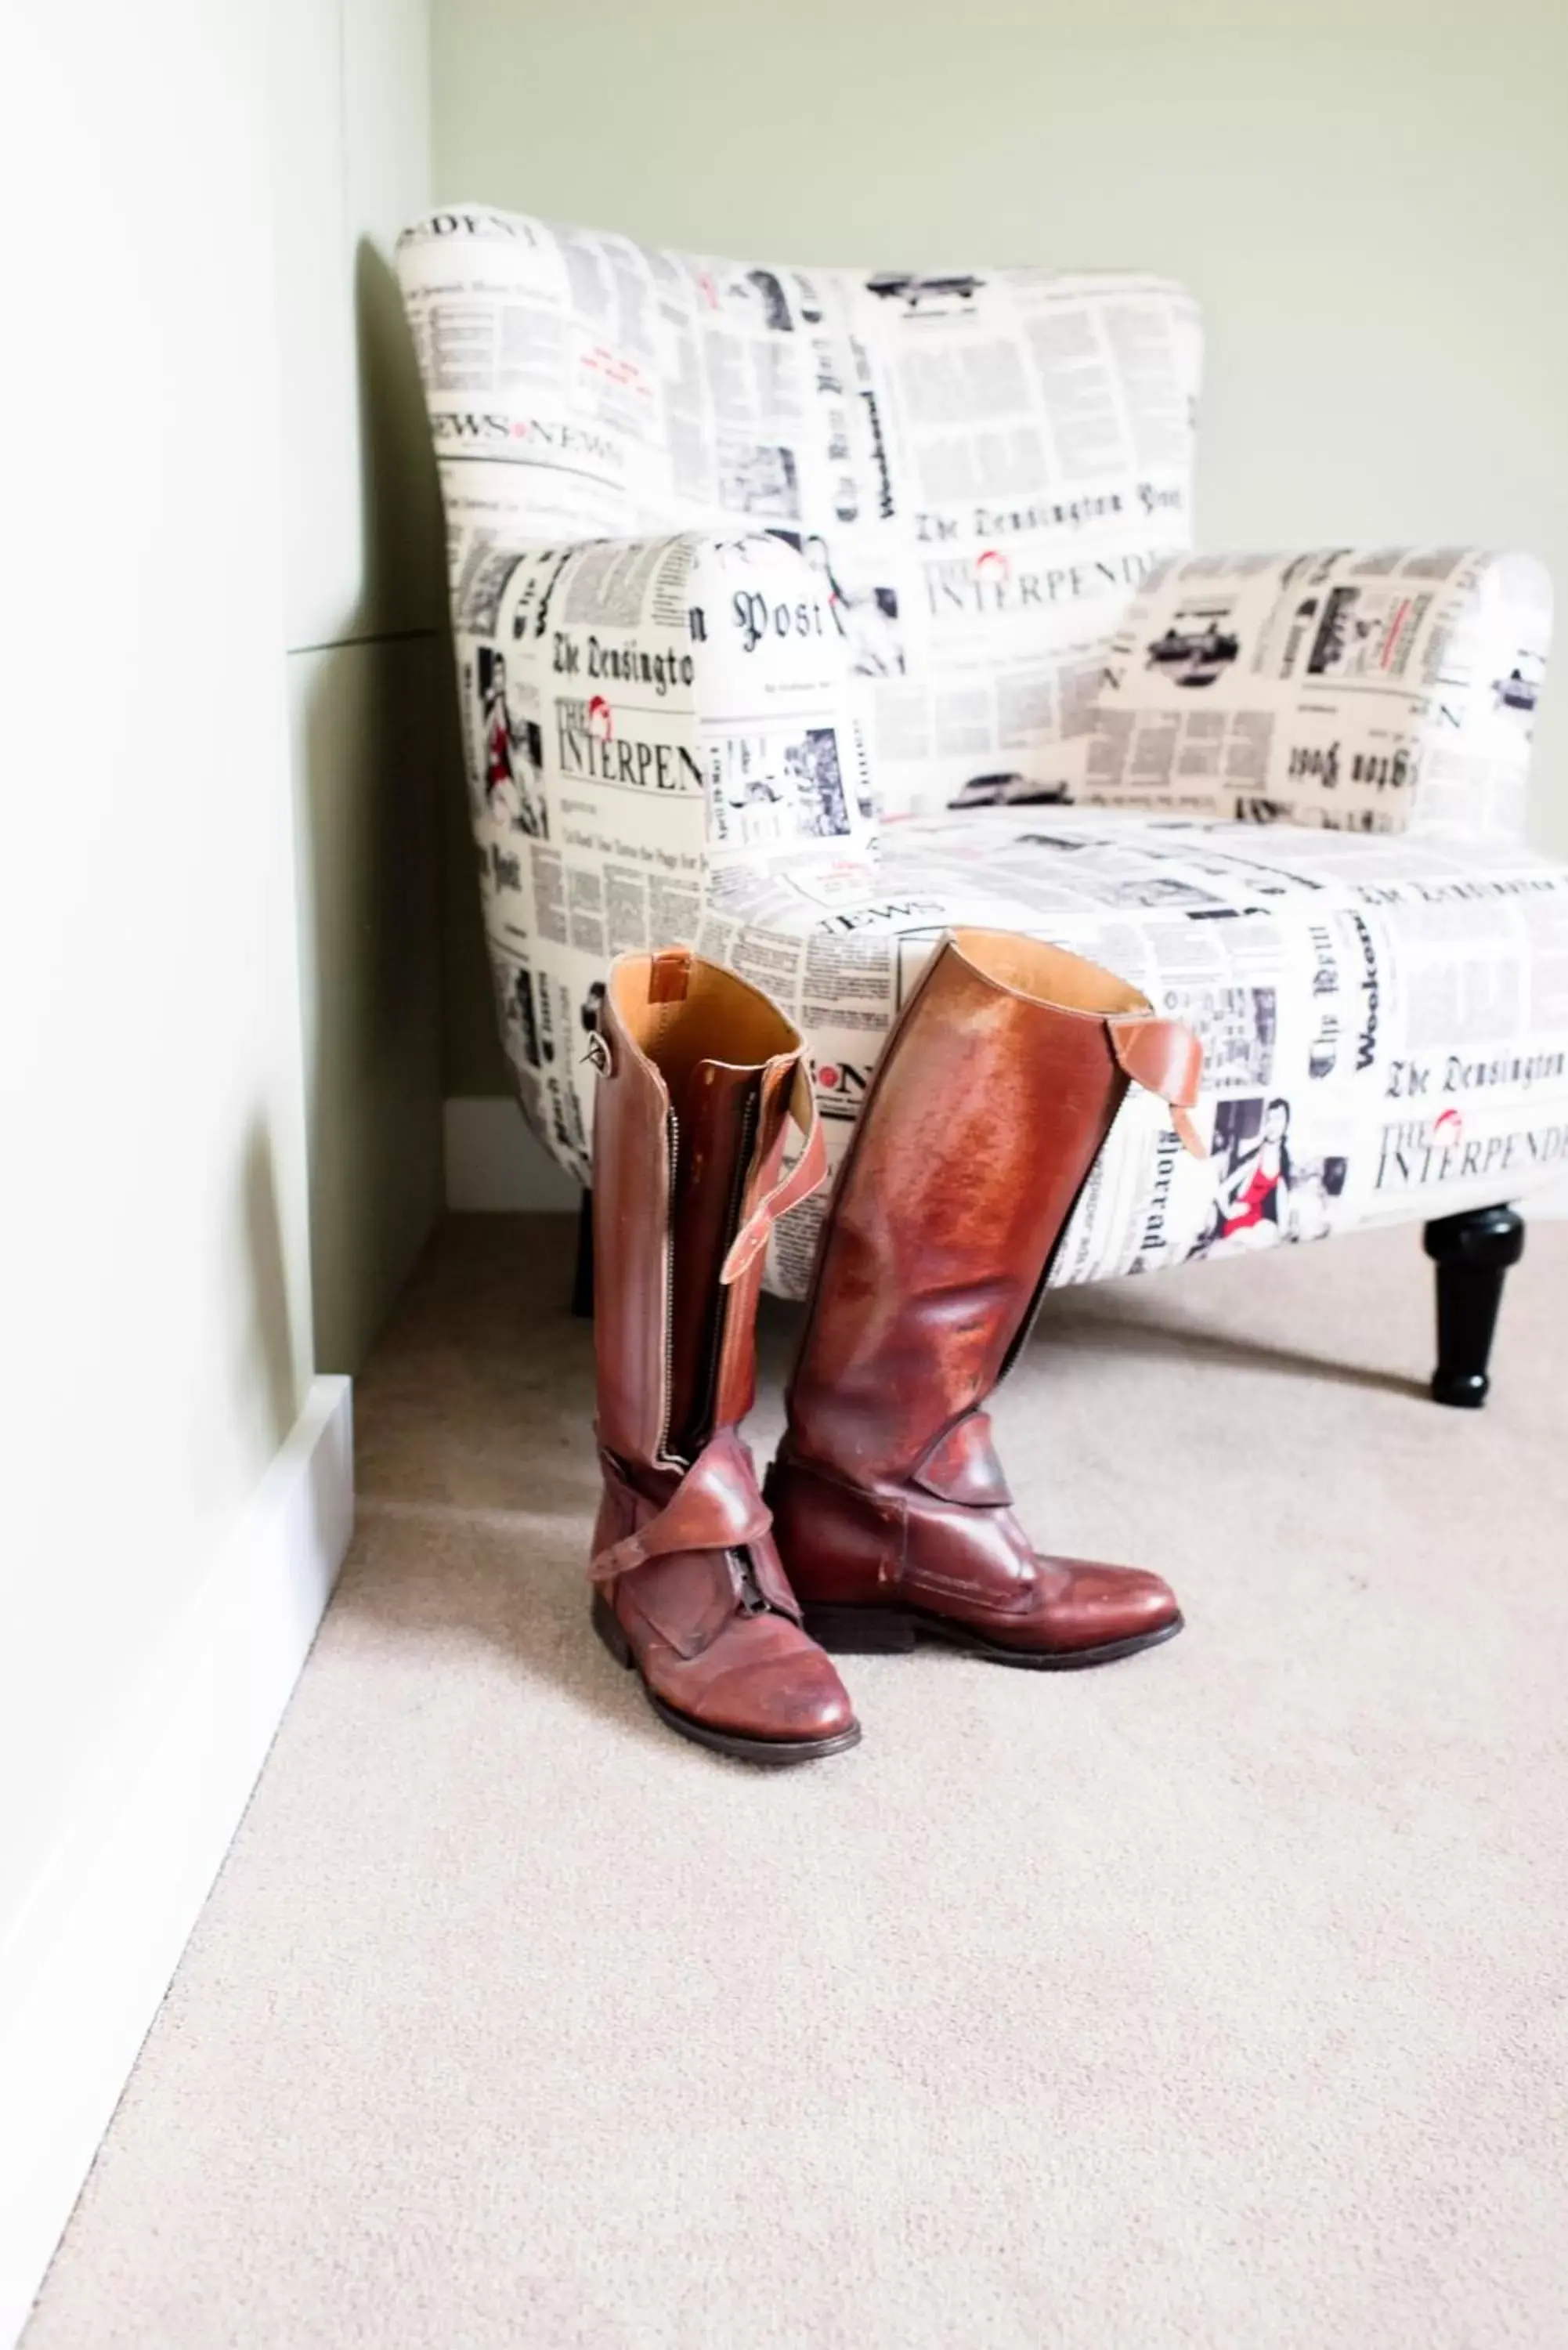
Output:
left=24, top=1214, right=1568, bottom=2349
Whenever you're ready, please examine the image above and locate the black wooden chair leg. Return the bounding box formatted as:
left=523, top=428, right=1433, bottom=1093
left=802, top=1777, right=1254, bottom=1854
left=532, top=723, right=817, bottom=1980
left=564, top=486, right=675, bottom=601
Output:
left=571, top=1189, right=594, bottom=1320
left=1422, top=1203, right=1523, bottom=1408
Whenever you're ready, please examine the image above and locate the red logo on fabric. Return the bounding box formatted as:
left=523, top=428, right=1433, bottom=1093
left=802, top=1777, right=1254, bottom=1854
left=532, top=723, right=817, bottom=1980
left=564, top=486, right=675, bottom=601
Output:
left=587, top=695, right=613, bottom=741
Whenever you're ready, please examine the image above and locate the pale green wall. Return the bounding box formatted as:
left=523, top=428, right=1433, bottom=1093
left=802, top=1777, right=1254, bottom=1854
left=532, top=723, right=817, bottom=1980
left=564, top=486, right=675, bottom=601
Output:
left=2, top=0, right=446, bottom=2005
left=433, top=0, right=1568, bottom=1093
left=4, top=0, right=317, bottom=1953
left=273, top=0, right=447, bottom=1363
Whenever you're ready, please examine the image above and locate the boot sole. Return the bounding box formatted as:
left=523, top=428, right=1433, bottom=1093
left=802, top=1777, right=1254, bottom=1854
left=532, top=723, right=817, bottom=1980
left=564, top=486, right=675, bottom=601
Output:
left=800, top=1600, right=1185, bottom=1669
left=590, top=1592, right=862, bottom=1766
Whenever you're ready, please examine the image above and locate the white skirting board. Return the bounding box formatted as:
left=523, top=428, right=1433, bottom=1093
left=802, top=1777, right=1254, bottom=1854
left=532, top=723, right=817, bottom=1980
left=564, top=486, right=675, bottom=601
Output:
left=444, top=1095, right=580, bottom=1211
left=0, top=1376, right=355, bottom=2350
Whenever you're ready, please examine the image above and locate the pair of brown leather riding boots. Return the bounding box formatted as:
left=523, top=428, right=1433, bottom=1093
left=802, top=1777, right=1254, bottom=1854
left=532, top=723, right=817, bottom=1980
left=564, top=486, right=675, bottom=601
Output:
left=587, top=929, right=1205, bottom=1763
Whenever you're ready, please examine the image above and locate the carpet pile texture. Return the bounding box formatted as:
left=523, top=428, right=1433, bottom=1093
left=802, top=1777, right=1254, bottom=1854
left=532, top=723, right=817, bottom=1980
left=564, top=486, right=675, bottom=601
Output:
left=24, top=1213, right=1568, bottom=2348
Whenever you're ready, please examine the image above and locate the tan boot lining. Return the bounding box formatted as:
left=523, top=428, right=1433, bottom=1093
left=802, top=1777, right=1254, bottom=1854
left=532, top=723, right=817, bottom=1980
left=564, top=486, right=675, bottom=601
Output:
left=609, top=954, right=801, bottom=1094
left=949, top=927, right=1148, bottom=1016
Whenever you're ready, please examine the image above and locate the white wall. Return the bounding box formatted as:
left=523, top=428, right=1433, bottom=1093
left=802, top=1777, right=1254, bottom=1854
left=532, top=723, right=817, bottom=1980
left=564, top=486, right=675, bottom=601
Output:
left=2, top=0, right=313, bottom=1964
left=273, top=0, right=446, bottom=1371
left=431, top=0, right=1568, bottom=1118
left=0, top=0, right=442, bottom=1975
left=0, top=0, right=437, bottom=2330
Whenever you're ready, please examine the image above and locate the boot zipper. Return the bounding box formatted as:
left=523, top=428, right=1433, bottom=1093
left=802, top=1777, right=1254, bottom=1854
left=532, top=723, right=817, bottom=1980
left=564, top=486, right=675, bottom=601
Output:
left=714, top=1092, right=764, bottom=1614
left=732, top=1548, right=768, bottom=1614
left=660, top=1089, right=769, bottom=1619
left=655, top=1102, right=681, bottom=1467
left=703, top=1090, right=764, bottom=1614
left=695, top=1087, right=758, bottom=1437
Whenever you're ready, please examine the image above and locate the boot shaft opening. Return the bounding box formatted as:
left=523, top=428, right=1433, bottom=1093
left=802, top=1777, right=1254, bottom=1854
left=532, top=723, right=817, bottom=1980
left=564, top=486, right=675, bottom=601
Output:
left=607, top=948, right=804, bottom=1101
left=948, top=927, right=1151, bottom=1018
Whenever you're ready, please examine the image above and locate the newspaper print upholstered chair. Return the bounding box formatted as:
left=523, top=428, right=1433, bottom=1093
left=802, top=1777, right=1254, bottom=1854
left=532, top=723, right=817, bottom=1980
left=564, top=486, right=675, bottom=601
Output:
left=397, top=205, right=1568, bottom=1406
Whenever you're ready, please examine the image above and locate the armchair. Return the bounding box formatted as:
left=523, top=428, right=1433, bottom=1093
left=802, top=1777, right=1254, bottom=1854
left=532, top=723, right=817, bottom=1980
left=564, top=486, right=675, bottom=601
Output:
left=398, top=206, right=1568, bottom=1403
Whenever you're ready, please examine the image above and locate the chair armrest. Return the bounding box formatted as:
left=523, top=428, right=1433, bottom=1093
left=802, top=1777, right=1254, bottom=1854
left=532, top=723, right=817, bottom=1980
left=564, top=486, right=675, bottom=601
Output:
left=1084, top=546, right=1551, bottom=841
left=450, top=527, right=876, bottom=1180
left=451, top=528, right=875, bottom=873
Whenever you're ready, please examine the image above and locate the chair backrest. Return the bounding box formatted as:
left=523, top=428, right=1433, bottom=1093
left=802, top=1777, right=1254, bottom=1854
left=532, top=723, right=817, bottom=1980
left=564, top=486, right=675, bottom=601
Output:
left=397, top=206, right=1201, bottom=821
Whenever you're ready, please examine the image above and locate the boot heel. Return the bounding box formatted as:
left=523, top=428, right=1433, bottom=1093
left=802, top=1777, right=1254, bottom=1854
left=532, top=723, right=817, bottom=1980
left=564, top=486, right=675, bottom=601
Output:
left=800, top=1603, right=918, bottom=1655
left=591, top=1588, right=634, bottom=1669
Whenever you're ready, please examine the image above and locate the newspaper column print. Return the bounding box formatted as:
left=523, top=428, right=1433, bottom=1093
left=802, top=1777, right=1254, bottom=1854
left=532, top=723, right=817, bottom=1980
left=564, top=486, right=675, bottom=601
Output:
left=1089, top=546, right=1551, bottom=839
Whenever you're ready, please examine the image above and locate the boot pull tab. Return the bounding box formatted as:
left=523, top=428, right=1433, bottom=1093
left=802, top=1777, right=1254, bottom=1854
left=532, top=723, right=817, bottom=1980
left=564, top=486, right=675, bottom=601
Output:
left=1107, top=1015, right=1207, bottom=1159
left=720, top=1061, right=828, bottom=1285
left=648, top=945, right=692, bottom=1003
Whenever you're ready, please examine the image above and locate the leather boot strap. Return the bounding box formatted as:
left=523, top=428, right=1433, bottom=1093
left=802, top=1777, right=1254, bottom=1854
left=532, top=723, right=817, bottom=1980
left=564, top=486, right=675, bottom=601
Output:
left=1107, top=1014, right=1206, bottom=1157
left=590, top=1427, right=773, bottom=1585
left=720, top=1065, right=827, bottom=1284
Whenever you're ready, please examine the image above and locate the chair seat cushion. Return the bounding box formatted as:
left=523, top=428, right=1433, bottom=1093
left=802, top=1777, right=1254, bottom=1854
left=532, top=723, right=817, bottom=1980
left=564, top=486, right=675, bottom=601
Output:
left=695, top=810, right=1568, bottom=1296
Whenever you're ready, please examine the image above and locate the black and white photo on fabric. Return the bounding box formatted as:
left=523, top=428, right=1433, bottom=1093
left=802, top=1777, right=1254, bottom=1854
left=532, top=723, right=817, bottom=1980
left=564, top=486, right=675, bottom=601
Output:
left=1174, top=985, right=1277, bottom=1089
left=718, top=443, right=800, bottom=520
left=1145, top=610, right=1242, bottom=688
left=797, top=535, right=905, bottom=676
left=865, top=269, right=985, bottom=314
left=742, top=266, right=793, bottom=333
left=708, top=728, right=853, bottom=848
left=786, top=728, right=851, bottom=837
left=1186, top=1092, right=1350, bottom=1263
left=477, top=645, right=547, bottom=837
left=948, top=772, right=1072, bottom=809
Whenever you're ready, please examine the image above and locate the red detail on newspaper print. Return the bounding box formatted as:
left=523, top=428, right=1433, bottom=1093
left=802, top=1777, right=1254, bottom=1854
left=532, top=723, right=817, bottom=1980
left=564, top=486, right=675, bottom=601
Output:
left=1382, top=598, right=1413, bottom=669
left=486, top=710, right=511, bottom=794
left=1218, top=1156, right=1280, bottom=1238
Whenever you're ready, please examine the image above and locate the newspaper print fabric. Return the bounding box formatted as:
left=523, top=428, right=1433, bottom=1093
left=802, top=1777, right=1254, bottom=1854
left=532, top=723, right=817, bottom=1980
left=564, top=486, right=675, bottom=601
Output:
left=692, top=812, right=1568, bottom=1297
left=396, top=206, right=1567, bottom=1303
left=1087, top=547, right=1552, bottom=841
left=457, top=528, right=879, bottom=1175
left=396, top=205, right=1201, bottom=822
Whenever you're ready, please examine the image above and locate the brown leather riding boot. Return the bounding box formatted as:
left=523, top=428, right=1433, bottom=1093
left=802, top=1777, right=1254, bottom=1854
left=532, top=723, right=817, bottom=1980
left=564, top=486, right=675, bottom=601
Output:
left=764, top=928, right=1206, bottom=1668
left=587, top=945, right=859, bottom=1761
